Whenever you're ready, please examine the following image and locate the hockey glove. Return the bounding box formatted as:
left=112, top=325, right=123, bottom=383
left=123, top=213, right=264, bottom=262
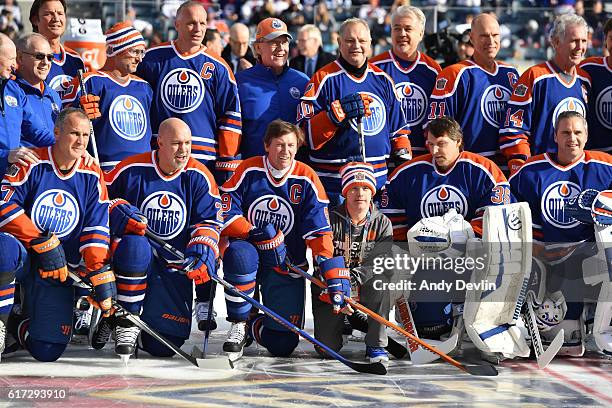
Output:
left=320, top=256, right=351, bottom=314
left=214, top=158, right=241, bottom=186
left=109, top=198, right=147, bottom=237
left=248, top=223, right=288, bottom=274
left=79, top=94, right=101, bottom=120
left=30, top=233, right=68, bottom=282
left=328, top=93, right=373, bottom=127
left=167, top=237, right=217, bottom=285
left=80, top=265, right=116, bottom=317
left=508, top=158, right=525, bottom=176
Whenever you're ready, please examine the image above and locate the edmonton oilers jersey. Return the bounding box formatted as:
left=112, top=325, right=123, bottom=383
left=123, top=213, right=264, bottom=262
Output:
left=370, top=51, right=441, bottom=156
left=0, top=147, right=110, bottom=271
left=47, top=45, right=85, bottom=99
left=509, top=151, right=612, bottom=243
left=136, top=42, right=242, bottom=163
left=499, top=61, right=591, bottom=160
left=63, top=71, right=153, bottom=171
left=221, top=156, right=332, bottom=266
left=105, top=151, right=223, bottom=260
left=297, top=61, right=409, bottom=191
left=430, top=60, right=519, bottom=158
left=380, top=151, right=510, bottom=239
left=579, top=57, right=612, bottom=152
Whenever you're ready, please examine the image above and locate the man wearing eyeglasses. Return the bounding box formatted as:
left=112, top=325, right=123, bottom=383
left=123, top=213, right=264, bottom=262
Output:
left=0, top=33, right=55, bottom=175
left=63, top=22, right=153, bottom=172
left=15, top=33, right=61, bottom=143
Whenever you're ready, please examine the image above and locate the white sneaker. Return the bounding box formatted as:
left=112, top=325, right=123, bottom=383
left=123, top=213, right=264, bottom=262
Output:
left=195, top=301, right=217, bottom=331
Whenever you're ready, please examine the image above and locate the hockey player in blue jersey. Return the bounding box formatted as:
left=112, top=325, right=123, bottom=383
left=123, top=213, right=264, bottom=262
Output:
left=136, top=1, right=242, bottom=184
left=29, top=0, right=85, bottom=98
left=499, top=14, right=591, bottom=175
left=236, top=17, right=309, bottom=159
left=297, top=18, right=410, bottom=205
left=0, top=108, right=114, bottom=362
left=381, top=116, right=511, bottom=340
left=509, top=111, right=612, bottom=356
left=370, top=6, right=441, bottom=161
left=220, top=120, right=343, bottom=359
left=579, top=18, right=612, bottom=153
left=64, top=22, right=153, bottom=172
left=429, top=13, right=519, bottom=169
left=102, top=117, right=222, bottom=361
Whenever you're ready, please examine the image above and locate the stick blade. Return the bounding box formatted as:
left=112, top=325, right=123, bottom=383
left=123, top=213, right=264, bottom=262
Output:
left=410, top=333, right=459, bottom=365
left=190, top=346, right=234, bottom=369
left=537, top=328, right=564, bottom=369
left=348, top=361, right=387, bottom=375
left=463, top=362, right=499, bottom=376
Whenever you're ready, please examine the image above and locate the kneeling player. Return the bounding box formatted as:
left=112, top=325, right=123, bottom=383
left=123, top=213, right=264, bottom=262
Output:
left=311, top=162, right=397, bottom=363
left=220, top=120, right=343, bottom=358
left=0, top=108, right=114, bottom=362
left=381, top=117, right=511, bottom=344
left=510, top=111, right=612, bottom=356
left=101, top=118, right=222, bottom=361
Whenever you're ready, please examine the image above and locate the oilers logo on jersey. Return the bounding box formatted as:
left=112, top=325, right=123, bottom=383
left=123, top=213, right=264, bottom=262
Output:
left=540, top=181, right=581, bottom=229
left=420, top=185, right=468, bottom=218
left=48, top=75, right=74, bottom=98
left=109, top=95, right=148, bottom=141
left=141, top=191, right=187, bottom=239
left=31, top=189, right=79, bottom=237
left=348, top=92, right=386, bottom=136
left=395, top=82, right=428, bottom=127
left=481, top=85, right=512, bottom=127
left=595, top=86, right=612, bottom=130
left=160, top=68, right=205, bottom=114
left=247, top=194, right=295, bottom=235
left=552, top=97, right=587, bottom=128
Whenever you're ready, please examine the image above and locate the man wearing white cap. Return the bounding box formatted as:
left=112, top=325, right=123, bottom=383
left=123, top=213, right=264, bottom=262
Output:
left=236, top=17, right=309, bottom=159
left=63, top=22, right=153, bottom=172
left=311, top=161, right=397, bottom=363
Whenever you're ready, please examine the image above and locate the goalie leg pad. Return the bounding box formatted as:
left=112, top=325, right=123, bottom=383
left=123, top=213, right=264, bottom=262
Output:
left=113, top=235, right=152, bottom=314
left=223, top=240, right=258, bottom=322
left=593, top=282, right=612, bottom=354
left=464, top=203, right=532, bottom=358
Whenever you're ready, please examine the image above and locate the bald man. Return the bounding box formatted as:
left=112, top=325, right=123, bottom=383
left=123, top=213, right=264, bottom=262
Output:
left=222, top=22, right=256, bottom=73
left=429, top=13, right=519, bottom=171
left=0, top=33, right=55, bottom=175
left=102, top=117, right=222, bottom=360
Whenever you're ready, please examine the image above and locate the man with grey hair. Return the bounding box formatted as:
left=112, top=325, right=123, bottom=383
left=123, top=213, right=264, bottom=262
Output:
left=0, top=33, right=54, bottom=175
left=222, top=22, right=256, bottom=73
left=499, top=13, right=591, bottom=176
left=297, top=18, right=408, bottom=206
left=15, top=33, right=61, bottom=141
left=371, top=6, right=441, bottom=160
left=428, top=13, right=519, bottom=172
left=290, top=24, right=335, bottom=78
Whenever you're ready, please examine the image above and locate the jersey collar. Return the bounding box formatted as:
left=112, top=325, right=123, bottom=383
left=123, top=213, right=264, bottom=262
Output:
left=263, top=156, right=295, bottom=186
left=544, top=152, right=585, bottom=171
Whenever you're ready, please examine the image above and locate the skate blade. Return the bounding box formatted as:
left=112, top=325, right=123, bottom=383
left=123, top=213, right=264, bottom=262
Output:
left=537, top=328, right=564, bottom=369
left=410, top=333, right=459, bottom=365
left=226, top=349, right=243, bottom=363
left=119, top=354, right=131, bottom=366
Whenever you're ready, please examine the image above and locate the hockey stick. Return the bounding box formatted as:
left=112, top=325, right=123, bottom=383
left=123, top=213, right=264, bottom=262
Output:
left=69, top=271, right=233, bottom=370
left=357, top=116, right=365, bottom=162
left=144, top=231, right=387, bottom=375
left=395, top=296, right=459, bottom=364
left=523, top=292, right=564, bottom=369
left=345, top=310, right=408, bottom=359
left=192, top=280, right=218, bottom=359
left=77, top=69, right=100, bottom=161
left=287, top=262, right=497, bottom=376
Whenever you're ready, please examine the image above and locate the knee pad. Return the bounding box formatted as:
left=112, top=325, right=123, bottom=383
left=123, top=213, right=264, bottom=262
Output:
left=26, top=338, right=67, bottom=362
left=0, top=233, right=23, bottom=276
left=139, top=330, right=185, bottom=357
left=259, top=327, right=299, bottom=357
left=113, top=235, right=152, bottom=277
left=223, top=240, right=259, bottom=283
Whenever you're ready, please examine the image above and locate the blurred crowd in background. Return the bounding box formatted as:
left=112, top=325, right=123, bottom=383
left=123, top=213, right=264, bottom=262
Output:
left=1, top=0, right=610, bottom=67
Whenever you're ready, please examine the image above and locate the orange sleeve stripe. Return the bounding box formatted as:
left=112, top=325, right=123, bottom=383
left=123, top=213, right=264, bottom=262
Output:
left=1, top=213, right=41, bottom=246
left=191, top=144, right=217, bottom=153
left=308, top=112, right=337, bottom=150
left=117, top=283, right=147, bottom=291
left=80, top=233, right=110, bottom=243
left=0, top=203, right=19, bottom=217
left=0, top=287, right=15, bottom=297
left=222, top=216, right=252, bottom=239
left=501, top=142, right=531, bottom=160
left=218, top=129, right=241, bottom=157
left=499, top=134, right=529, bottom=143
left=307, top=234, right=333, bottom=259
left=221, top=118, right=242, bottom=126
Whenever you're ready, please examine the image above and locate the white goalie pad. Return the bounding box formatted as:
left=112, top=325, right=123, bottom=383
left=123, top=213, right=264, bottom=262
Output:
left=582, top=223, right=612, bottom=285
left=464, top=203, right=532, bottom=358
left=593, top=281, right=612, bottom=355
